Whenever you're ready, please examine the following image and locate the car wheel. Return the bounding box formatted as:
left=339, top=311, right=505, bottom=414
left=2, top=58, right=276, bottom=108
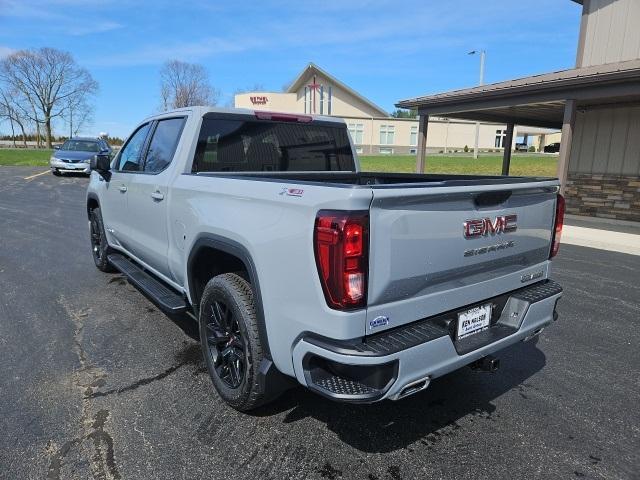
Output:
left=89, top=207, right=116, bottom=272
left=52, top=169, right=62, bottom=176
left=199, top=273, right=268, bottom=411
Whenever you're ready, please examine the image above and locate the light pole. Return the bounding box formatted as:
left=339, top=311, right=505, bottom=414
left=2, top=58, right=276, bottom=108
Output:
left=468, top=50, right=485, bottom=159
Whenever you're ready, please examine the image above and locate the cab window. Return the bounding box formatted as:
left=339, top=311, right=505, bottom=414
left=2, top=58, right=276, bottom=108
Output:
left=117, top=123, right=151, bottom=172
left=143, top=118, right=186, bottom=173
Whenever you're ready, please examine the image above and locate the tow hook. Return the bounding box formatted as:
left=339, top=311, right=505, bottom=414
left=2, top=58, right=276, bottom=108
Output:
left=469, top=355, right=500, bottom=373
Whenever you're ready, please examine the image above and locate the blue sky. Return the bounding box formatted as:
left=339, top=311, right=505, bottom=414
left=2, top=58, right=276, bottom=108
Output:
left=0, top=0, right=582, bottom=138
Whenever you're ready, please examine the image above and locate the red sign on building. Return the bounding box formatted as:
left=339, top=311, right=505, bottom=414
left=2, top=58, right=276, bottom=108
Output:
left=250, top=96, right=268, bottom=105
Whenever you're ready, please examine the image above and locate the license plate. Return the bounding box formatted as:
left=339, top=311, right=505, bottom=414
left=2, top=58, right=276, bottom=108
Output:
left=457, top=304, right=491, bottom=340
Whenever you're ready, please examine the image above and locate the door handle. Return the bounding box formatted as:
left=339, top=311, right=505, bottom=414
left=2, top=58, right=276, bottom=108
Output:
left=118, top=185, right=127, bottom=193
left=151, top=190, right=165, bottom=201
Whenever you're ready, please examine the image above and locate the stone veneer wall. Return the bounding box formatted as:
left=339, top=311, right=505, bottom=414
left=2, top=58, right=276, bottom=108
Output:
left=564, top=174, right=640, bottom=222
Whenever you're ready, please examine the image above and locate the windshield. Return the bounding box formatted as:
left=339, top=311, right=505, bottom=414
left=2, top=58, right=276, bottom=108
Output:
left=61, top=140, right=100, bottom=152
left=192, top=117, right=356, bottom=173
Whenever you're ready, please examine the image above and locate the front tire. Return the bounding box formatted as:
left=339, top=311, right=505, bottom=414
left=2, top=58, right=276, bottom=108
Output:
left=199, top=273, right=268, bottom=411
left=52, top=169, right=61, bottom=176
left=89, top=207, right=116, bottom=272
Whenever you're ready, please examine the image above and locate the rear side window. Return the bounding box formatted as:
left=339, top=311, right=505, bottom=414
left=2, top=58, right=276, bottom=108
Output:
left=144, top=117, right=186, bottom=173
left=117, top=123, right=151, bottom=172
left=192, top=117, right=355, bottom=173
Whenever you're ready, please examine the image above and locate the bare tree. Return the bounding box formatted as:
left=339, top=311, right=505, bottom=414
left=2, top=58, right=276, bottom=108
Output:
left=61, top=95, right=94, bottom=138
left=0, top=87, right=28, bottom=147
left=160, top=60, right=218, bottom=110
left=0, top=48, right=98, bottom=148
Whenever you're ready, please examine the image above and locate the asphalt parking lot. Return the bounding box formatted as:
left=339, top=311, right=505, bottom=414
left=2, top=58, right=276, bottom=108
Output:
left=0, top=166, right=639, bottom=480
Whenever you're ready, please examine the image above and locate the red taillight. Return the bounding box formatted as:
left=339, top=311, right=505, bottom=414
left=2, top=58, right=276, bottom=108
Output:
left=550, top=193, right=565, bottom=258
left=314, top=210, right=369, bottom=309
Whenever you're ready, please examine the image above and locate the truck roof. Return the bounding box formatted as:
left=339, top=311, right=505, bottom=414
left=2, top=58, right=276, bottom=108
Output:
left=141, top=105, right=345, bottom=125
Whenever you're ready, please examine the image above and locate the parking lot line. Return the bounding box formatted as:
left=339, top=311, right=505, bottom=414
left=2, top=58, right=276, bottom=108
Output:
left=23, top=170, right=50, bottom=180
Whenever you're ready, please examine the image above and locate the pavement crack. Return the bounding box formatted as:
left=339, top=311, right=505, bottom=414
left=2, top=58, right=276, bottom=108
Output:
left=50, top=297, right=121, bottom=480
left=46, top=439, right=81, bottom=480
left=86, top=363, right=187, bottom=399
left=86, top=410, right=121, bottom=480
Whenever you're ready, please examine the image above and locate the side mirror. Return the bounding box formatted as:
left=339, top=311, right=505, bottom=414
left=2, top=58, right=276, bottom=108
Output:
left=53, top=145, right=61, bottom=150
left=90, top=153, right=112, bottom=181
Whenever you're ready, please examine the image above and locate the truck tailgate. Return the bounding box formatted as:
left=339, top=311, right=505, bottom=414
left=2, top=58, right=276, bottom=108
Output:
left=365, top=181, right=559, bottom=335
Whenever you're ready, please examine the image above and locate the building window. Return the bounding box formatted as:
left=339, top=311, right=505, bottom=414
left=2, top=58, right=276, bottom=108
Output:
left=409, top=126, right=418, bottom=146
left=348, top=123, right=364, bottom=145
left=320, top=85, right=324, bottom=115
left=409, top=148, right=417, bottom=155
left=379, top=147, right=394, bottom=154
left=495, top=129, right=507, bottom=148
left=379, top=125, right=395, bottom=145
left=355, top=146, right=363, bottom=154
left=304, top=86, right=313, bottom=114
left=328, top=86, right=332, bottom=115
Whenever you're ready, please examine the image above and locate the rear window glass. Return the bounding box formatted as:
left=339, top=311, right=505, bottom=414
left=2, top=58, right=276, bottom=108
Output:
left=192, top=118, right=355, bottom=173
left=61, top=140, right=100, bottom=152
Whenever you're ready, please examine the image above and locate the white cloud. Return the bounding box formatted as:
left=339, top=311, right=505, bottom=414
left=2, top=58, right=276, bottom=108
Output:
left=67, top=21, right=123, bottom=36
left=0, top=45, right=14, bottom=58
left=90, top=36, right=263, bottom=67
left=86, top=3, right=466, bottom=68
left=0, top=0, right=60, bottom=20
left=0, top=0, right=124, bottom=36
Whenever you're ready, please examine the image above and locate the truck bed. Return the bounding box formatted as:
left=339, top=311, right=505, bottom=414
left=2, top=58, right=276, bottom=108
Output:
left=194, top=171, right=557, bottom=188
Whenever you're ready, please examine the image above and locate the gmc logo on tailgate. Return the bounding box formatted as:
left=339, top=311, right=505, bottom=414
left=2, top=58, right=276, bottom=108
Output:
left=464, top=215, right=517, bottom=238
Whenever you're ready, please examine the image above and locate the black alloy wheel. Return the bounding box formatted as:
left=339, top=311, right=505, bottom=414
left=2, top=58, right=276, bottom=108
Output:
left=90, top=214, right=104, bottom=264
left=198, top=273, right=271, bottom=411
left=89, top=207, right=115, bottom=272
left=204, top=300, right=247, bottom=389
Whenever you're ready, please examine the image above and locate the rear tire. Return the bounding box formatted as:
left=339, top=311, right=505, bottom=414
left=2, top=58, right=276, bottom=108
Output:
left=199, top=273, right=268, bottom=411
left=89, top=207, right=116, bottom=272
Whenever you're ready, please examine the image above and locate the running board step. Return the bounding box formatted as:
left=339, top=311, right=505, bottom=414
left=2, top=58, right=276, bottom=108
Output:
left=107, top=254, right=187, bottom=313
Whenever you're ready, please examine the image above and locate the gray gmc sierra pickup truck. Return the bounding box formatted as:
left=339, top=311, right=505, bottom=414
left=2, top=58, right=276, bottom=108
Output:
left=86, top=106, right=564, bottom=411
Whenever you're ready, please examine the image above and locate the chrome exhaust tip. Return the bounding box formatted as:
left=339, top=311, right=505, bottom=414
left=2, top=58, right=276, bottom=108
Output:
left=524, top=327, right=544, bottom=342
left=395, top=376, right=431, bottom=399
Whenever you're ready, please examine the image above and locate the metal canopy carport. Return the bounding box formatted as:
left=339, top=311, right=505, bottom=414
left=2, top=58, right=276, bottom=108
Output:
left=397, top=59, right=640, bottom=183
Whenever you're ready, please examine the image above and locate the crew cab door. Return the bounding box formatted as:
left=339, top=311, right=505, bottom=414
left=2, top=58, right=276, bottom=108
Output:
left=125, top=117, right=186, bottom=278
left=101, top=122, right=152, bottom=249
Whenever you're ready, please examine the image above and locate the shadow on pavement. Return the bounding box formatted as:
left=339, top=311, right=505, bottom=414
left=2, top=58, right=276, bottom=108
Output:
left=166, top=311, right=200, bottom=340
left=57, top=172, right=90, bottom=178
left=157, top=290, right=546, bottom=454
left=250, top=338, right=546, bottom=453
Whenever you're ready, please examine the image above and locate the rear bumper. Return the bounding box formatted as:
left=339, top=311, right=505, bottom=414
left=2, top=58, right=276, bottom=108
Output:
left=292, top=280, right=562, bottom=403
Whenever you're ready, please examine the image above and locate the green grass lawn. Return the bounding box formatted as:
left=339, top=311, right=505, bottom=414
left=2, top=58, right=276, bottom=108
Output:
left=0, top=148, right=559, bottom=177
left=0, top=148, right=52, bottom=166
left=359, top=154, right=559, bottom=177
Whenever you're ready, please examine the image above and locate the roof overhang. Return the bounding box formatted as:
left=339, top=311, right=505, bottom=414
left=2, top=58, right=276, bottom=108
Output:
left=397, top=60, right=640, bottom=129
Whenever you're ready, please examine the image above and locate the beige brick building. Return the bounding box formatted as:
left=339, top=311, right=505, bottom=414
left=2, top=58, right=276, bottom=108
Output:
left=235, top=63, right=557, bottom=155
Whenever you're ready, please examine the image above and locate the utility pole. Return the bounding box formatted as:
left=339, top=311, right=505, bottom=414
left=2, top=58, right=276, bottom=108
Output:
left=468, top=50, right=485, bottom=159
